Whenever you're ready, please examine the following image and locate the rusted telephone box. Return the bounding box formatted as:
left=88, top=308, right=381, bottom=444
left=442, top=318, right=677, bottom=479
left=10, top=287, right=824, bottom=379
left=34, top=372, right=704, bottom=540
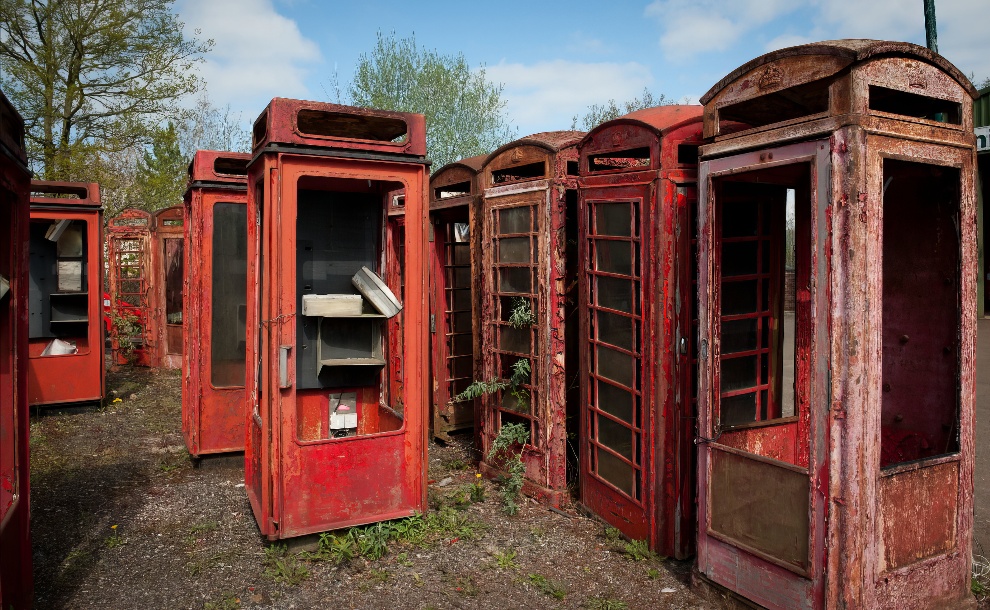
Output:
left=28, top=181, right=105, bottom=406
left=429, top=156, right=483, bottom=442
left=478, top=132, right=583, bottom=506
left=0, top=89, right=33, bottom=610
left=106, top=208, right=153, bottom=367
left=152, top=206, right=184, bottom=369
left=695, top=40, right=978, bottom=609
left=245, top=99, right=429, bottom=539
left=576, top=106, right=704, bottom=558
left=182, top=151, right=250, bottom=457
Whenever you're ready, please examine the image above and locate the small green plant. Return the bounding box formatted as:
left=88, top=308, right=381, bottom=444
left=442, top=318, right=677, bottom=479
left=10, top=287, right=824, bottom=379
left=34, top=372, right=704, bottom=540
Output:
left=489, top=422, right=530, bottom=515
left=263, top=544, right=310, bottom=585
left=104, top=524, right=125, bottom=549
left=621, top=538, right=656, bottom=562
left=585, top=597, right=628, bottom=610
left=508, top=297, right=536, bottom=329
left=190, top=520, right=219, bottom=535
left=395, top=552, right=413, bottom=567
left=527, top=573, right=566, bottom=600
left=368, top=568, right=389, bottom=583
left=973, top=577, right=988, bottom=596
left=453, top=576, right=479, bottom=597
left=110, top=311, right=142, bottom=362
left=603, top=526, right=622, bottom=543
left=469, top=474, right=485, bottom=503
left=492, top=549, right=519, bottom=570
left=646, top=568, right=660, bottom=580
left=452, top=378, right=507, bottom=403
left=203, top=592, right=242, bottom=610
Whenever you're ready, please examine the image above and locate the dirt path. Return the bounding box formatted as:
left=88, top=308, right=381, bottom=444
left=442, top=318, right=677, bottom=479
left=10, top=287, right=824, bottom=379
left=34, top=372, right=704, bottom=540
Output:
left=29, top=365, right=726, bottom=609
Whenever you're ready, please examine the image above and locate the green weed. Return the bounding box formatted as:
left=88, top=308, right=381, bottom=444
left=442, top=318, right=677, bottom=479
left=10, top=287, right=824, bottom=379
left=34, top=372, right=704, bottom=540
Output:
left=263, top=545, right=310, bottom=585
left=203, top=592, right=241, bottom=610
left=492, top=549, right=519, bottom=570
left=527, top=573, right=566, bottom=600
left=584, top=598, right=628, bottom=610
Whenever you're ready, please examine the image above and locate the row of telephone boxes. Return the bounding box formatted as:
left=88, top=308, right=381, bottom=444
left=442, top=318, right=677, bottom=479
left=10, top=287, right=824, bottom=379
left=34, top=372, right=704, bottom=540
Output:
left=0, top=39, right=982, bottom=610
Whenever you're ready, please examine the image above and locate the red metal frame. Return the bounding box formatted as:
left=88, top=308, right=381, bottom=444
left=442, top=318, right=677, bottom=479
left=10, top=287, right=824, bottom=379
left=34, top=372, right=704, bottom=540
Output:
left=478, top=132, right=583, bottom=506
left=106, top=209, right=153, bottom=366
left=696, top=40, right=979, bottom=610
left=244, top=99, right=429, bottom=539
left=0, top=88, right=32, bottom=610
left=428, top=156, right=483, bottom=442
left=182, top=150, right=251, bottom=456
left=152, top=206, right=185, bottom=369
left=576, top=106, right=704, bottom=558
left=27, top=181, right=105, bottom=407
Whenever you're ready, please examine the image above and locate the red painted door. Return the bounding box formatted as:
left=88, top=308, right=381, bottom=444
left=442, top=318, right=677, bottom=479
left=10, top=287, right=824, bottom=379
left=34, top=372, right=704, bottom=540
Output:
left=579, top=184, right=651, bottom=541
left=696, top=141, right=828, bottom=610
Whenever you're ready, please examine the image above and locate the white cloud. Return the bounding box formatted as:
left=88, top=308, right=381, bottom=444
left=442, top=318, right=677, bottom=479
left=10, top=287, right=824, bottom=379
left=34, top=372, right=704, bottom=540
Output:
left=484, top=60, right=655, bottom=134
left=645, top=0, right=800, bottom=59
left=176, top=0, right=321, bottom=117
left=764, top=33, right=816, bottom=52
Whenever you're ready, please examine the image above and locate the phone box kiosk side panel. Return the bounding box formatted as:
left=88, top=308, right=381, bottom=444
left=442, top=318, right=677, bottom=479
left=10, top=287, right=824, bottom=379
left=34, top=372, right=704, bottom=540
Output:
left=182, top=150, right=251, bottom=456
left=152, top=206, right=185, bottom=369
left=478, top=131, right=583, bottom=507
left=106, top=208, right=153, bottom=367
left=28, top=181, right=105, bottom=406
left=576, top=106, right=705, bottom=558
left=428, top=155, right=484, bottom=442
left=695, top=40, right=978, bottom=610
left=244, top=99, right=429, bottom=539
left=0, top=87, right=33, bottom=610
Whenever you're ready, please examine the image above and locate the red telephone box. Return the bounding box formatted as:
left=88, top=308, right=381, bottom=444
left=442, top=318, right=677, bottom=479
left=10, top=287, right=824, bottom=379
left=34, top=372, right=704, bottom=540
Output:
left=152, top=206, right=184, bottom=369
left=244, top=99, right=429, bottom=539
left=576, top=106, right=704, bottom=558
left=182, top=151, right=250, bottom=457
left=106, top=208, right=153, bottom=367
left=429, top=156, right=483, bottom=442
left=0, top=88, right=33, bottom=610
left=478, top=132, right=583, bottom=506
left=384, top=189, right=406, bottom=424
left=28, top=181, right=105, bottom=406
left=696, top=40, right=978, bottom=609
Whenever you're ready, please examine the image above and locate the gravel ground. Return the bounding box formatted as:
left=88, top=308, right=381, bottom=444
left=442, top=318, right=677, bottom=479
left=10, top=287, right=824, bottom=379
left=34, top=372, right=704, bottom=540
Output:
left=27, top=364, right=740, bottom=609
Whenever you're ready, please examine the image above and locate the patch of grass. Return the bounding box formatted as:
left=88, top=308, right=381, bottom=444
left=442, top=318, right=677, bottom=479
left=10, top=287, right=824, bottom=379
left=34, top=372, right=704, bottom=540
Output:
left=263, top=544, right=310, bottom=585
left=203, top=592, right=241, bottom=610
left=646, top=568, right=660, bottom=580
left=395, top=551, right=413, bottom=567
left=527, top=573, right=566, bottom=600
left=452, top=576, right=479, bottom=597
left=190, top=520, right=219, bottom=535
left=585, top=597, right=628, bottom=610
left=442, top=456, right=470, bottom=471
left=492, top=549, right=519, bottom=570
left=368, top=568, right=389, bottom=583
left=470, top=475, right=485, bottom=503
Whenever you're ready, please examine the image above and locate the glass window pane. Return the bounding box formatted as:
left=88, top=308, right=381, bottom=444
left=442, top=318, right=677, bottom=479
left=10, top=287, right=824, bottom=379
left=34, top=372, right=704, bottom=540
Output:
left=597, top=276, right=634, bottom=313
left=597, top=345, right=633, bottom=387
left=597, top=450, right=634, bottom=496
left=721, top=318, right=758, bottom=354
left=597, top=310, right=634, bottom=351
left=721, top=201, right=759, bottom=237
left=211, top=203, right=247, bottom=388
left=499, top=327, right=530, bottom=354
left=499, top=237, right=531, bottom=263
left=595, top=239, right=633, bottom=276
left=499, top=267, right=531, bottom=294
left=598, top=381, right=633, bottom=425
left=164, top=239, right=183, bottom=323
left=720, top=392, right=756, bottom=427
left=721, top=280, right=758, bottom=316
left=499, top=207, right=529, bottom=234
left=597, top=414, right=633, bottom=459
left=452, top=243, right=470, bottom=265
left=721, top=356, right=757, bottom=393
left=595, top=203, right=632, bottom=237
left=721, top=241, right=759, bottom=277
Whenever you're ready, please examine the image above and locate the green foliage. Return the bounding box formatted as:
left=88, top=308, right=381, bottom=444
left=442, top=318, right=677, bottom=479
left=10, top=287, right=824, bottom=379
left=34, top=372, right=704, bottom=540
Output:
left=492, top=549, right=519, bottom=570
left=452, top=378, right=507, bottom=403
left=134, top=122, right=186, bottom=211
left=620, top=538, right=656, bottom=562
left=111, top=310, right=143, bottom=363
left=508, top=359, right=531, bottom=408
left=469, top=477, right=485, bottom=503
left=0, top=0, right=211, bottom=179
left=570, top=88, right=672, bottom=131
left=347, top=31, right=516, bottom=168
left=973, top=577, right=987, bottom=596
left=203, top=592, right=241, bottom=610
left=527, top=573, right=566, bottom=600
left=508, top=297, right=535, bottom=329
left=263, top=544, right=310, bottom=585
left=489, top=423, right=530, bottom=515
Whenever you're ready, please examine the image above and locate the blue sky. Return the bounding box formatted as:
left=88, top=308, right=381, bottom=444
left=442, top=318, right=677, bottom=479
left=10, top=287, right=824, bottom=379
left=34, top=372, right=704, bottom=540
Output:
left=175, top=0, right=989, bottom=138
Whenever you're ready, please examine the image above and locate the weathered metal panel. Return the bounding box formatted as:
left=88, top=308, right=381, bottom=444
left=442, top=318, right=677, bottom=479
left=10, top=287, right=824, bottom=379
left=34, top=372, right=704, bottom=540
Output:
left=478, top=132, right=582, bottom=507
left=244, top=99, right=429, bottom=540
left=106, top=209, right=153, bottom=367
left=27, top=181, right=105, bottom=407
left=182, top=150, right=251, bottom=457
left=697, top=38, right=978, bottom=610
left=151, top=206, right=185, bottom=369
left=0, top=86, right=33, bottom=610
left=575, top=107, right=703, bottom=559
